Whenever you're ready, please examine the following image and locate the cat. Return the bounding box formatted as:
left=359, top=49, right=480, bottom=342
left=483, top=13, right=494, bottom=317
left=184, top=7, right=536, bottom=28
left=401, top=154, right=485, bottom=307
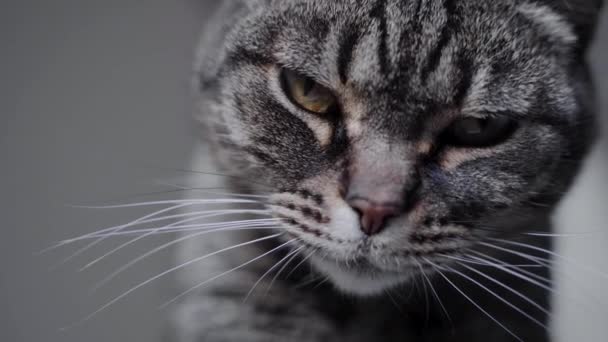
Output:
left=171, top=1, right=604, bottom=341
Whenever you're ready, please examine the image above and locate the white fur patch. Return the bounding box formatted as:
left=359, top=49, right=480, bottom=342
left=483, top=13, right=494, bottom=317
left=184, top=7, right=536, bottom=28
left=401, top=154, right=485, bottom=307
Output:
left=327, top=204, right=365, bottom=241
left=518, top=3, right=577, bottom=45
left=440, top=147, right=498, bottom=170
left=310, top=255, right=410, bottom=296
left=340, top=86, right=367, bottom=140
left=463, top=65, right=493, bottom=113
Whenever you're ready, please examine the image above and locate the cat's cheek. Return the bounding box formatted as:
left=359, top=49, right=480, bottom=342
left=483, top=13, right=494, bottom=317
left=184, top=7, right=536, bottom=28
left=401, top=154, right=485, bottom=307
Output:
left=309, top=255, right=410, bottom=296
left=266, top=67, right=334, bottom=147
left=268, top=173, right=365, bottom=245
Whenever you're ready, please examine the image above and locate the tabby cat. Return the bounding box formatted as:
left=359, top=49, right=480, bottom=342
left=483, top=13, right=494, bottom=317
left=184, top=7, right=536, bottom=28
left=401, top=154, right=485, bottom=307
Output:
left=172, top=1, right=604, bottom=341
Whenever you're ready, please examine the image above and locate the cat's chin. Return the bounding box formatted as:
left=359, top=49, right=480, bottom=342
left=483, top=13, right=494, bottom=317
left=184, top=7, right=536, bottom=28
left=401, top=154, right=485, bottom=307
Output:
left=310, top=255, right=411, bottom=297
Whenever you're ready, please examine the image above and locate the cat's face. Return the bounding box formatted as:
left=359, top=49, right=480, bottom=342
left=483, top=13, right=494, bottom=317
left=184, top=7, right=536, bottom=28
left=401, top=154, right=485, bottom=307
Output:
left=201, top=0, right=597, bottom=295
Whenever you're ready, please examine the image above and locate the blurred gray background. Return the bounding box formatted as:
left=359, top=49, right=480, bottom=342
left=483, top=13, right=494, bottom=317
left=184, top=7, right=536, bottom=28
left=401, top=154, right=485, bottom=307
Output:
left=0, top=1, right=606, bottom=342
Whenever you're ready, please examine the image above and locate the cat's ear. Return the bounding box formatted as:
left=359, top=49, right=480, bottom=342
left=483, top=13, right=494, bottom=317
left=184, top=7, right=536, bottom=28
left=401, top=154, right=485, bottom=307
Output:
left=534, top=0, right=604, bottom=52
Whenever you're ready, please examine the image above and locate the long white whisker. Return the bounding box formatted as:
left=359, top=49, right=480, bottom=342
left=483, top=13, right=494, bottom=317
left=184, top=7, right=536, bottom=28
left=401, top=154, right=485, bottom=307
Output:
left=439, top=254, right=542, bottom=269
left=312, top=276, right=330, bottom=290
left=467, top=249, right=552, bottom=286
left=523, top=232, right=601, bottom=237
left=456, top=261, right=551, bottom=317
left=384, top=290, right=406, bottom=316
left=265, top=246, right=305, bottom=297
left=414, top=260, right=453, bottom=327
left=90, top=225, right=283, bottom=292
left=295, top=275, right=325, bottom=289
left=65, top=218, right=280, bottom=242
left=475, top=245, right=608, bottom=316
left=79, top=221, right=280, bottom=240
left=160, top=238, right=297, bottom=309
left=81, top=213, right=275, bottom=270
left=36, top=241, right=71, bottom=256
left=50, top=210, right=196, bottom=249
left=419, top=265, right=431, bottom=324
left=285, top=249, right=317, bottom=280
left=480, top=242, right=551, bottom=265
left=423, top=258, right=523, bottom=342
left=50, top=203, right=191, bottom=269
left=64, top=233, right=284, bottom=329
left=65, top=209, right=272, bottom=244
left=444, top=263, right=549, bottom=330
left=490, top=238, right=608, bottom=281
left=468, top=252, right=604, bottom=317
left=59, top=207, right=269, bottom=244
left=446, top=266, right=549, bottom=330
left=100, top=221, right=280, bottom=238
left=69, top=198, right=262, bottom=209
left=244, top=245, right=303, bottom=302
left=468, top=252, right=554, bottom=293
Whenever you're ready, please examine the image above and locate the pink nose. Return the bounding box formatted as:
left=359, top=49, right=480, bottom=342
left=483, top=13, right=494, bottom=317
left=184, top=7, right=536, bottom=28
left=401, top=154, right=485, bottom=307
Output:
left=347, top=198, right=400, bottom=236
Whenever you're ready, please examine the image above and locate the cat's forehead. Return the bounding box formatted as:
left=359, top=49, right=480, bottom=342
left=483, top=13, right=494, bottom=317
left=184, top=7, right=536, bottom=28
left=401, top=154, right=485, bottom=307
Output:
left=234, top=0, right=578, bottom=122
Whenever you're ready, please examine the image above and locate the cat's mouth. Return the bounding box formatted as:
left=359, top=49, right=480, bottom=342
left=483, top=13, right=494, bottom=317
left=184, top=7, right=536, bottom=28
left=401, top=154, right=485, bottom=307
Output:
left=286, top=226, right=464, bottom=295
left=309, top=253, right=416, bottom=296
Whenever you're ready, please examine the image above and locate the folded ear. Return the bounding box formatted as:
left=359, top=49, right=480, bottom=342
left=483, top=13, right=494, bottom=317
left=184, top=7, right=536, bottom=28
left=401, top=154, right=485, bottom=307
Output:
left=538, top=0, right=604, bottom=52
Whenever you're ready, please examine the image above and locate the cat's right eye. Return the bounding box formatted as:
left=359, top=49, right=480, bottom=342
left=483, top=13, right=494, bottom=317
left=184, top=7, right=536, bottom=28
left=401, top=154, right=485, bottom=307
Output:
left=441, top=116, right=518, bottom=148
left=280, top=69, right=337, bottom=116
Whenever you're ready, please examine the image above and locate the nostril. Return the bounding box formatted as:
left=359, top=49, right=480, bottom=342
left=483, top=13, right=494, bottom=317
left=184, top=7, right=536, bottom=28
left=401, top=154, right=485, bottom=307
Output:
left=352, top=206, right=364, bottom=218
left=347, top=197, right=400, bottom=236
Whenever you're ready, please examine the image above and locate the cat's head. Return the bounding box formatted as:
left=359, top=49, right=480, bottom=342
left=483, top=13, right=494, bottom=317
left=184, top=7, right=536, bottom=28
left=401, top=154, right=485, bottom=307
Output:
left=197, top=0, right=602, bottom=295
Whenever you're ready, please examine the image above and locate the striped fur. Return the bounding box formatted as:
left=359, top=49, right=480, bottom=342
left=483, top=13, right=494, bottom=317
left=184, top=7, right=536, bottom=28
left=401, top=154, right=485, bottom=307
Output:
left=175, top=1, right=603, bottom=341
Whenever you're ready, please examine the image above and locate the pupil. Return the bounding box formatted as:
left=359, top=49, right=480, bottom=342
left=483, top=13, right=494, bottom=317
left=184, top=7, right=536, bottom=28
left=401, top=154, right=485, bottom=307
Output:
left=461, top=119, right=484, bottom=135
left=302, top=78, right=316, bottom=96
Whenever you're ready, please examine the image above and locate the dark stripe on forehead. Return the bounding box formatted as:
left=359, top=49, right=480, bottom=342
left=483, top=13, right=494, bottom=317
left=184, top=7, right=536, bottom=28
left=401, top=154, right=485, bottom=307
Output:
left=337, top=26, right=361, bottom=84
left=454, top=54, right=474, bottom=108
left=369, top=0, right=389, bottom=75
left=394, top=0, right=424, bottom=79
left=414, top=0, right=424, bottom=17
left=420, top=0, right=458, bottom=83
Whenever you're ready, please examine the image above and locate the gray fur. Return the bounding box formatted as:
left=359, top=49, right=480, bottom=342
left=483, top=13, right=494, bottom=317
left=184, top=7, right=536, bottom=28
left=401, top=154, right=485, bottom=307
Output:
left=174, top=1, right=603, bottom=341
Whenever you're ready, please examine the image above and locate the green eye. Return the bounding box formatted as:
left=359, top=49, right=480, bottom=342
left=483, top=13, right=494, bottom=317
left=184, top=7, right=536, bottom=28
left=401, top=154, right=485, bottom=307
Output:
left=280, top=69, right=337, bottom=115
left=442, top=117, right=518, bottom=148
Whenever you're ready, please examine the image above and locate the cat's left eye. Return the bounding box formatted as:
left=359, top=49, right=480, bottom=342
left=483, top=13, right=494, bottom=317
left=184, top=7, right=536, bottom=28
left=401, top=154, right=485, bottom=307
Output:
left=280, top=69, right=337, bottom=115
left=442, top=116, right=518, bottom=148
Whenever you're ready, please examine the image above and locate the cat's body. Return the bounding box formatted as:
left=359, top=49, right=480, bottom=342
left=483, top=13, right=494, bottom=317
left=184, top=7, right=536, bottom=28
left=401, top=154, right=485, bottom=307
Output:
left=172, top=1, right=603, bottom=341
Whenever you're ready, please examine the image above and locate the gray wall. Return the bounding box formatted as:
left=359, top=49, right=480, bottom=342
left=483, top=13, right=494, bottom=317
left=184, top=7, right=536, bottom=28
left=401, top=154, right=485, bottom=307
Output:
left=1, top=1, right=202, bottom=341
left=0, top=2, right=606, bottom=342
